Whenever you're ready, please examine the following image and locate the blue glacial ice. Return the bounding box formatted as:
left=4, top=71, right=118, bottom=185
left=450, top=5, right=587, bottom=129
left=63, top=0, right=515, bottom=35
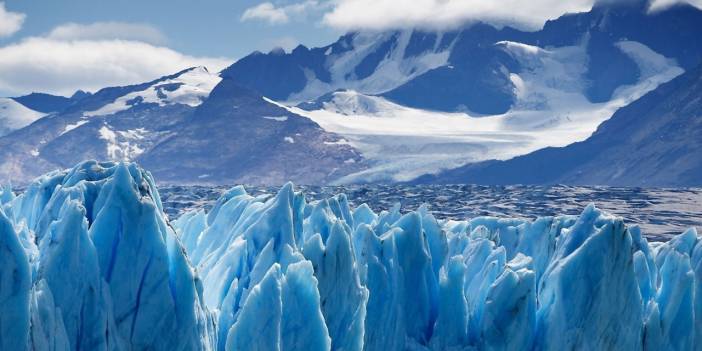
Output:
left=0, top=161, right=701, bottom=350
left=1, top=161, right=215, bottom=351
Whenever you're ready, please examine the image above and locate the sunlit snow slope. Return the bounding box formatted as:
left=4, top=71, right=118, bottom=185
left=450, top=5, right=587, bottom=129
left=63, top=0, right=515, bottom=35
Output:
left=0, top=98, right=44, bottom=136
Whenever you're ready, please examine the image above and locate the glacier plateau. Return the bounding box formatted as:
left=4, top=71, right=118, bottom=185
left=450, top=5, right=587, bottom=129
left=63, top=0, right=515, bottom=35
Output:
left=0, top=161, right=701, bottom=350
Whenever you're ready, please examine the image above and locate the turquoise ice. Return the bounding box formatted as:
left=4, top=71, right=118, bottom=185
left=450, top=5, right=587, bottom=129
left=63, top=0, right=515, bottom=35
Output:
left=0, top=161, right=701, bottom=350
left=2, top=161, right=214, bottom=350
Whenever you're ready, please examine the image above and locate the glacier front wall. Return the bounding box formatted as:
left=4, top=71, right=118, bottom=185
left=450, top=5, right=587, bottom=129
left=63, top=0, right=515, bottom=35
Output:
left=0, top=161, right=701, bottom=350
left=0, top=161, right=215, bottom=351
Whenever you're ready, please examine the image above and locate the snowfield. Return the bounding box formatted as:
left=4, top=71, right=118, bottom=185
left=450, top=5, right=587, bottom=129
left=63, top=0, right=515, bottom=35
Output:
left=0, top=161, right=700, bottom=350
left=0, top=98, right=44, bottom=136
left=279, top=40, right=684, bottom=183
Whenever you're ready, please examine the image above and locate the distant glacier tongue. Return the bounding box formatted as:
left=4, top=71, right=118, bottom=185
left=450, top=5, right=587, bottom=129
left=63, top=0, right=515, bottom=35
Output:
left=1, top=161, right=700, bottom=350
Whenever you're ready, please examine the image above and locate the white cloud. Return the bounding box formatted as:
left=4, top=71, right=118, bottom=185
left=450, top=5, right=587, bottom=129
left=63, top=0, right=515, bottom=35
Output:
left=47, top=22, right=168, bottom=45
left=241, top=1, right=326, bottom=25
left=242, top=2, right=290, bottom=24
left=650, top=0, right=702, bottom=11
left=266, top=36, right=301, bottom=52
left=0, top=37, right=231, bottom=96
left=322, top=0, right=595, bottom=31
left=315, top=0, right=702, bottom=31
left=0, top=2, right=25, bottom=37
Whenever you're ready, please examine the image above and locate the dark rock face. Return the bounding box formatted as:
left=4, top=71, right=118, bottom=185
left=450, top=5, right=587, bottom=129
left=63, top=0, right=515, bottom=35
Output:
left=12, top=93, right=76, bottom=114
left=417, top=64, right=702, bottom=186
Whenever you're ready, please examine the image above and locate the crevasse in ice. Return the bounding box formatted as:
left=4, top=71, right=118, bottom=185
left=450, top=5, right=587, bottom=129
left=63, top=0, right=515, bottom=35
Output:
left=1, top=161, right=701, bottom=350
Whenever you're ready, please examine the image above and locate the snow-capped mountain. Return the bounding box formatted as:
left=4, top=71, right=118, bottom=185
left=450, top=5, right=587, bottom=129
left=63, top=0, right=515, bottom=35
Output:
left=418, top=62, right=702, bottom=186
left=215, top=0, right=702, bottom=183
left=82, top=66, right=221, bottom=117
left=281, top=37, right=683, bottom=183
left=0, top=67, right=363, bottom=184
left=223, top=1, right=702, bottom=114
left=138, top=77, right=363, bottom=184
left=0, top=98, right=44, bottom=137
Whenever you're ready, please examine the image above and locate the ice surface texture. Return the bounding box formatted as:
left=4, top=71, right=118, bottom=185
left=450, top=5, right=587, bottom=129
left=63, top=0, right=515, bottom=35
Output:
left=1, top=161, right=215, bottom=351
left=178, top=173, right=702, bottom=351
left=1, top=161, right=701, bottom=350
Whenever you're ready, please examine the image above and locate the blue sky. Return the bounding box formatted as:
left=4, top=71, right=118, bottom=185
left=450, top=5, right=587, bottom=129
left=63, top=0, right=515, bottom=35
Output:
left=0, top=0, right=700, bottom=97
left=2, top=0, right=341, bottom=59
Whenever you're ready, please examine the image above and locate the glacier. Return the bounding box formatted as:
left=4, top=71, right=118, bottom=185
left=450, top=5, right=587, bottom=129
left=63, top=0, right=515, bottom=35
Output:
left=280, top=39, right=684, bottom=184
left=0, top=161, right=701, bottom=350
left=0, top=161, right=215, bottom=351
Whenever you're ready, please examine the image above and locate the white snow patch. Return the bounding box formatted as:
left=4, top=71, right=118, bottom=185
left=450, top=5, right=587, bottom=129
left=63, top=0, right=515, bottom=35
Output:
left=262, top=116, right=288, bottom=122
left=613, top=40, right=684, bottom=97
left=117, top=128, right=147, bottom=140
left=284, top=136, right=295, bottom=144
left=98, top=125, right=147, bottom=161
left=616, top=41, right=681, bottom=78
left=61, top=119, right=89, bottom=135
left=84, top=66, right=221, bottom=117
left=262, top=97, right=279, bottom=105
left=317, top=90, right=404, bottom=116
left=496, top=41, right=542, bottom=55
left=0, top=98, right=44, bottom=135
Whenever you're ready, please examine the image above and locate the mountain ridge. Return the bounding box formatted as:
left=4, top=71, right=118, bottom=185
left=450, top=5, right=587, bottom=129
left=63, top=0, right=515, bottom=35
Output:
left=0, top=67, right=365, bottom=185
left=221, top=1, right=702, bottom=115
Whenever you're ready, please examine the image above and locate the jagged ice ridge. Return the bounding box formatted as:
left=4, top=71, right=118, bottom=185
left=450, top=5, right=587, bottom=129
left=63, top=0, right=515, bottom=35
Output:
left=0, top=161, right=700, bottom=350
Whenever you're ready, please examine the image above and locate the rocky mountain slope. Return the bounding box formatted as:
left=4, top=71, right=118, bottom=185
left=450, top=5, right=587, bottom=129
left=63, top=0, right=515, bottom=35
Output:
left=0, top=67, right=363, bottom=185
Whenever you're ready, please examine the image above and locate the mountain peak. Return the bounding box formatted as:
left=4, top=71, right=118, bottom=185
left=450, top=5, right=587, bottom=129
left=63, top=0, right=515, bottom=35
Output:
left=269, top=47, right=287, bottom=55
left=81, top=65, right=222, bottom=117
left=183, top=65, right=210, bottom=74
left=70, top=90, right=91, bottom=100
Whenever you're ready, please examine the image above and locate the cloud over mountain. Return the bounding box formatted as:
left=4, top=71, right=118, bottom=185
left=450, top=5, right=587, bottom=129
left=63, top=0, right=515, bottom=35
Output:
left=46, top=22, right=168, bottom=45
left=241, top=0, right=330, bottom=25
left=276, top=0, right=702, bottom=30
left=0, top=21, right=230, bottom=96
